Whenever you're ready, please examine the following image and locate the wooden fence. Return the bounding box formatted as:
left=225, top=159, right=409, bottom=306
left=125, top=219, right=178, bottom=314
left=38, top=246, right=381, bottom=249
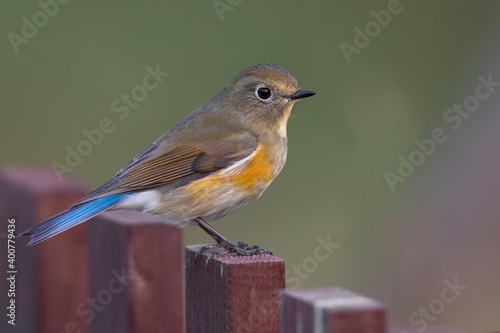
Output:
left=0, top=167, right=457, bottom=333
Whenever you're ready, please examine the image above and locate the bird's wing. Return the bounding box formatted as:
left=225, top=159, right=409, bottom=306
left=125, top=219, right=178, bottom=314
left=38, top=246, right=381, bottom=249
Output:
left=72, top=139, right=257, bottom=206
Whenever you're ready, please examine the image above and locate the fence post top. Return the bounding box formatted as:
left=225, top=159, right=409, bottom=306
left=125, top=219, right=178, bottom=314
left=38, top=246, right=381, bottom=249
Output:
left=280, top=286, right=386, bottom=311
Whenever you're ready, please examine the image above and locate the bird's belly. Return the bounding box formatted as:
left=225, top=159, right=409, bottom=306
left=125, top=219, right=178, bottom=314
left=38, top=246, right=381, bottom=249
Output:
left=149, top=144, right=286, bottom=226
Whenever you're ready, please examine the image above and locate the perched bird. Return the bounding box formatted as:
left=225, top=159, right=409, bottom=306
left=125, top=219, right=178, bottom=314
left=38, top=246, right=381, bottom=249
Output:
left=20, top=63, right=315, bottom=255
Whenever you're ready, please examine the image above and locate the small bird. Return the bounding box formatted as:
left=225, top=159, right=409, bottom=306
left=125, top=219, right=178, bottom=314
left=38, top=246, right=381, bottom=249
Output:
left=20, top=63, right=315, bottom=255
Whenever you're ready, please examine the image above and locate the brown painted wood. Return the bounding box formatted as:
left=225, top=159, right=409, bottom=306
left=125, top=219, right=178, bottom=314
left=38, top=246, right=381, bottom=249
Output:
left=280, top=286, right=386, bottom=333
left=185, top=244, right=285, bottom=333
left=0, top=167, right=88, bottom=333
left=87, top=210, right=184, bottom=333
left=389, top=328, right=465, bottom=333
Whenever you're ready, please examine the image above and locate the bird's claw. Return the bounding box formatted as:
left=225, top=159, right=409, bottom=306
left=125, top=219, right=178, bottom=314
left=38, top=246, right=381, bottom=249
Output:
left=229, top=241, right=273, bottom=256
left=195, top=241, right=273, bottom=265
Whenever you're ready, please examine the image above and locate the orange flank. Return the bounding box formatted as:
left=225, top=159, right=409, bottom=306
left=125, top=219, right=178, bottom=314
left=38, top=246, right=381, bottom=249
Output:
left=186, top=145, right=274, bottom=200
left=226, top=145, right=274, bottom=189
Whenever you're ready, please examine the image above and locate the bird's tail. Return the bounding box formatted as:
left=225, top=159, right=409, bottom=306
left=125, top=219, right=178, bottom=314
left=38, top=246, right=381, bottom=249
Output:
left=19, top=194, right=125, bottom=246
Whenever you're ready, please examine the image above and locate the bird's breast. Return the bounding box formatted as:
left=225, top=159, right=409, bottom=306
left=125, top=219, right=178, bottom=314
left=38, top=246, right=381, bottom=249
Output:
left=186, top=143, right=287, bottom=199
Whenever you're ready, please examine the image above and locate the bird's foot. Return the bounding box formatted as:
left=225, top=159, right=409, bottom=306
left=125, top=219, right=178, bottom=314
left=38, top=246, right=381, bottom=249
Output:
left=209, top=241, right=272, bottom=261
left=227, top=241, right=273, bottom=256
left=196, top=241, right=273, bottom=264
left=193, top=217, right=272, bottom=262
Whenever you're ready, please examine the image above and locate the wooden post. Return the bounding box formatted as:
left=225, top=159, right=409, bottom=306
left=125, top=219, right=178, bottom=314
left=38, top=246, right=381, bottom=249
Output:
left=185, top=244, right=285, bottom=333
left=86, top=210, right=184, bottom=333
left=0, top=167, right=89, bottom=333
left=388, top=328, right=464, bottom=333
left=280, top=287, right=386, bottom=333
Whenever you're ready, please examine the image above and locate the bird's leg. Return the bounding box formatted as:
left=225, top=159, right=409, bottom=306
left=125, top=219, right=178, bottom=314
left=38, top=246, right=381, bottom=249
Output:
left=193, top=217, right=272, bottom=258
left=194, top=217, right=235, bottom=250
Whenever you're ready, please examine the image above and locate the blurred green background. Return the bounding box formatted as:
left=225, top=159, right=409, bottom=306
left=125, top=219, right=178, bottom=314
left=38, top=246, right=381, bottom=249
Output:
left=2, top=1, right=500, bottom=331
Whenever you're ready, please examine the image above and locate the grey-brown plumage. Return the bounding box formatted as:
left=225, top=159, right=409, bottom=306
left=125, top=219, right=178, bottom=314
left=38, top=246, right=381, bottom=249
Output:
left=20, top=63, right=315, bottom=252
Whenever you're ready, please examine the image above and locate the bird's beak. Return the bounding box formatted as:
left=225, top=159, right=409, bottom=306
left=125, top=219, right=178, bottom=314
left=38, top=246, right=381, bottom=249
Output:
left=288, top=89, right=316, bottom=100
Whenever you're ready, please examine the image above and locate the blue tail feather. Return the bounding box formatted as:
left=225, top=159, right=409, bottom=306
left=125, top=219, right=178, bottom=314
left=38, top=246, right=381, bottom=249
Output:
left=19, top=194, right=125, bottom=246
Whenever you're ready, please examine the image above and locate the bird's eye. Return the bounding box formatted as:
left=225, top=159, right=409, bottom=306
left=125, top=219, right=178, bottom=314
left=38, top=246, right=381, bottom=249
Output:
left=256, top=87, right=272, bottom=100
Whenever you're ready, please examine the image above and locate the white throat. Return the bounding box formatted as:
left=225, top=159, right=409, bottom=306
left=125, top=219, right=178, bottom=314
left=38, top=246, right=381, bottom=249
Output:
left=277, top=108, right=292, bottom=138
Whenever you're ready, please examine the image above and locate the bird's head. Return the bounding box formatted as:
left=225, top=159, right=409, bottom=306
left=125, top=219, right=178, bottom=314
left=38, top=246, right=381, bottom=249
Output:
left=222, top=63, right=315, bottom=137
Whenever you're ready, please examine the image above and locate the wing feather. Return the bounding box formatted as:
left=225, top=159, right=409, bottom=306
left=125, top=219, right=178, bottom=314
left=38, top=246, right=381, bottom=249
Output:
left=72, top=140, right=257, bottom=206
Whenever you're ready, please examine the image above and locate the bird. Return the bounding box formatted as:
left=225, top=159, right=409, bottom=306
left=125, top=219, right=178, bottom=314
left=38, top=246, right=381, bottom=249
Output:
left=19, top=63, right=316, bottom=255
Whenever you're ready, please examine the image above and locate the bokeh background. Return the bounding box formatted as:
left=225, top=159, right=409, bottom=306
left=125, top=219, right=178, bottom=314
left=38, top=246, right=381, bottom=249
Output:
left=2, top=1, right=500, bottom=331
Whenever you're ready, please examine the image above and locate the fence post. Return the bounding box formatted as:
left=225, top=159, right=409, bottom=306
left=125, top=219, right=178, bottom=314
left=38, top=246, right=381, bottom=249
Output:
left=185, top=244, right=285, bottom=333
left=0, top=167, right=89, bottom=333
left=86, top=210, right=184, bottom=333
left=280, top=286, right=386, bottom=333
